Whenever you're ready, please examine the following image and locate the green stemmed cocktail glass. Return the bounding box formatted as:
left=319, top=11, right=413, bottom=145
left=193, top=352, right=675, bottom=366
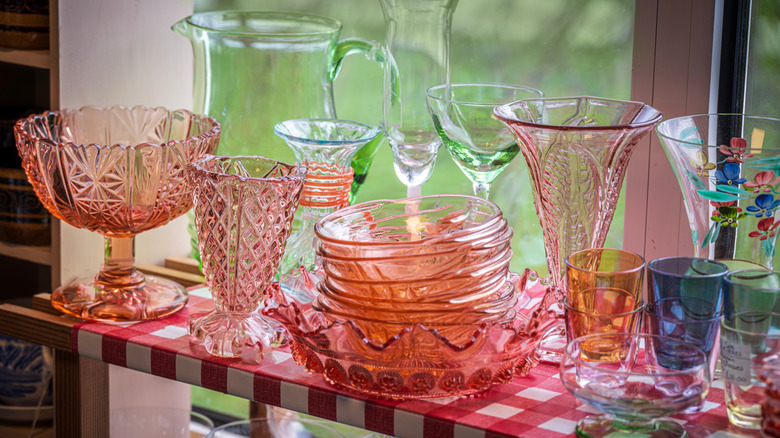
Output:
left=426, top=83, right=543, bottom=199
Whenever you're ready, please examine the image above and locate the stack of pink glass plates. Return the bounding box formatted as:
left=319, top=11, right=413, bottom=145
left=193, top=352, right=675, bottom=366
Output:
left=267, top=195, right=561, bottom=399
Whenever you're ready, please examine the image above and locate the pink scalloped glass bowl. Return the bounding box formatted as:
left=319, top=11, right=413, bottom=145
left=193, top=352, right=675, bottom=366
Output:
left=311, top=303, right=518, bottom=347
left=265, top=273, right=563, bottom=399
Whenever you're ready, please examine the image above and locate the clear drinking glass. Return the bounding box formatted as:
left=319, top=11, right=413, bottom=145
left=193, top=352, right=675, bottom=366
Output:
left=380, top=0, right=458, bottom=198
left=723, top=269, right=780, bottom=319
left=721, top=311, right=780, bottom=430
left=425, top=83, right=543, bottom=199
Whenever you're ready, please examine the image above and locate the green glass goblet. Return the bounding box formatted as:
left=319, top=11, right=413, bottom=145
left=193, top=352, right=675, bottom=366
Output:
left=426, top=83, right=543, bottom=199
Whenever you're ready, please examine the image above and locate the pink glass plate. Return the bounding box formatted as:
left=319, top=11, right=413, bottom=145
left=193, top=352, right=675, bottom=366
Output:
left=320, top=270, right=509, bottom=306
left=314, top=195, right=506, bottom=254
left=316, top=276, right=516, bottom=314
left=265, top=270, right=563, bottom=399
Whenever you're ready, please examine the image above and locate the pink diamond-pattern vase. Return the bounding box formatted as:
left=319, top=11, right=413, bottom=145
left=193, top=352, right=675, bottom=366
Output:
left=187, top=155, right=306, bottom=360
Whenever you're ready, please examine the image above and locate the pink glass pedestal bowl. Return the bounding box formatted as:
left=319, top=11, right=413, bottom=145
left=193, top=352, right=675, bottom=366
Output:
left=14, top=106, right=220, bottom=322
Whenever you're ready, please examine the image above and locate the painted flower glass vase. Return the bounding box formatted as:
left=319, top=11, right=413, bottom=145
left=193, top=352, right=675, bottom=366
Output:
left=14, top=106, right=220, bottom=322
left=493, top=97, right=662, bottom=360
left=187, top=156, right=305, bottom=359
left=656, top=114, right=780, bottom=268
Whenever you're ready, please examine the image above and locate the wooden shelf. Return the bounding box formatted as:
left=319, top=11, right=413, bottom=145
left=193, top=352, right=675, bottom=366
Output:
left=0, top=48, right=51, bottom=69
left=0, top=241, right=52, bottom=265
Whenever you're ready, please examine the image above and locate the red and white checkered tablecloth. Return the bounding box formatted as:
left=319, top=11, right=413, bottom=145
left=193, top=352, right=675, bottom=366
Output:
left=70, top=287, right=750, bottom=438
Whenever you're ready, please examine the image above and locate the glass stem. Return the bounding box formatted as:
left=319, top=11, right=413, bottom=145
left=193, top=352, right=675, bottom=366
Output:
left=407, top=184, right=422, bottom=199
left=473, top=182, right=491, bottom=200
left=95, top=236, right=144, bottom=288
left=611, top=416, right=659, bottom=432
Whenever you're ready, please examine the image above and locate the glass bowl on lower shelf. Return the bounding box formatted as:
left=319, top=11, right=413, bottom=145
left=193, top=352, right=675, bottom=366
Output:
left=206, top=417, right=345, bottom=438
left=111, top=408, right=214, bottom=438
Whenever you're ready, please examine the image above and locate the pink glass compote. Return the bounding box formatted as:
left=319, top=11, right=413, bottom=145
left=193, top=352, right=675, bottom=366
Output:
left=187, top=155, right=306, bottom=359
left=14, top=106, right=220, bottom=322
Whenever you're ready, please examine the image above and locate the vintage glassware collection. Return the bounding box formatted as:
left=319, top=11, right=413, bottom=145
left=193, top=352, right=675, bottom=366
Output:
left=8, top=2, right=780, bottom=435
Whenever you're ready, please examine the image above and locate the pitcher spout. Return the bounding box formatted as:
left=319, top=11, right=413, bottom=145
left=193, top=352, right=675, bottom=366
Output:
left=171, top=17, right=191, bottom=39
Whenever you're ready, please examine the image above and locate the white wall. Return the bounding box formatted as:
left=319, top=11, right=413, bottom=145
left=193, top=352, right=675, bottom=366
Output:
left=57, top=0, right=196, bottom=280
left=58, top=0, right=198, bottom=415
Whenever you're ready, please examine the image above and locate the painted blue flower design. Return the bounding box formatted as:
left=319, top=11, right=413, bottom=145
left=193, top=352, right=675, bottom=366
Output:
left=747, top=194, right=780, bottom=218
left=715, top=163, right=747, bottom=186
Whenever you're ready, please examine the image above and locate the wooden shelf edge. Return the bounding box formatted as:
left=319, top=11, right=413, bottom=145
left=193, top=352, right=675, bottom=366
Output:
left=0, top=240, right=52, bottom=265
left=164, top=256, right=202, bottom=275
left=32, top=292, right=58, bottom=315
left=0, top=48, right=51, bottom=69
left=137, top=264, right=205, bottom=288
left=0, top=303, right=73, bottom=350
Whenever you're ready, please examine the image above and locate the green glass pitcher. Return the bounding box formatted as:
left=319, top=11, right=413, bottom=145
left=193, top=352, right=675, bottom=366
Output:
left=173, top=11, right=386, bottom=195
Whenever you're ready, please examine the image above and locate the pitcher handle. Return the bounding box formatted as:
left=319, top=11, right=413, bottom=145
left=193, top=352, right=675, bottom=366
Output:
left=328, top=38, right=399, bottom=202
left=329, top=38, right=399, bottom=104
left=329, top=38, right=381, bottom=79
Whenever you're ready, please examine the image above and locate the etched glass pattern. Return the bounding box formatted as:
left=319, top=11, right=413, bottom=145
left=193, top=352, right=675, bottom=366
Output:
left=188, top=155, right=305, bottom=360
left=14, top=106, right=220, bottom=322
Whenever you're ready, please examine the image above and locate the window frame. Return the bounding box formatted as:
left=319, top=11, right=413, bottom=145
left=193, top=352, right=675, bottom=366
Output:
left=625, top=0, right=722, bottom=265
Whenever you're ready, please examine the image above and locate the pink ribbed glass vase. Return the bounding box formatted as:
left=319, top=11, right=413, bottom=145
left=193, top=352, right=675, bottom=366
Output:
left=493, top=97, right=662, bottom=362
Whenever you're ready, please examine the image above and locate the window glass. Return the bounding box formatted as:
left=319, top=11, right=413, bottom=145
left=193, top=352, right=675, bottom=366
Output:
left=189, top=0, right=634, bottom=413
left=194, top=0, right=635, bottom=276
left=744, top=0, right=780, bottom=119
left=744, top=0, right=780, bottom=266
